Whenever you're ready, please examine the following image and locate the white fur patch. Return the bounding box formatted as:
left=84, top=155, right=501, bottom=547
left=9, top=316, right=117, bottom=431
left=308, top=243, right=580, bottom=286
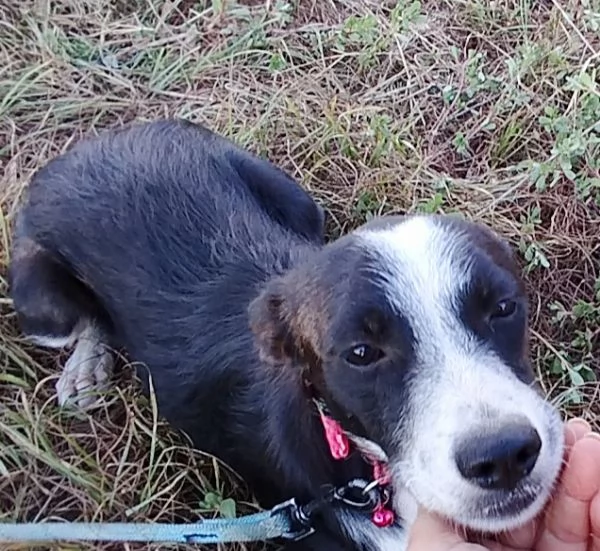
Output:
left=27, top=319, right=88, bottom=349
left=355, top=215, right=564, bottom=533
left=29, top=333, right=78, bottom=349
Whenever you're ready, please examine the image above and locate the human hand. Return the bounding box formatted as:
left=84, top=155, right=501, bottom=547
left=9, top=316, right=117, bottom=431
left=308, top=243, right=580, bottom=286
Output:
left=406, top=418, right=600, bottom=551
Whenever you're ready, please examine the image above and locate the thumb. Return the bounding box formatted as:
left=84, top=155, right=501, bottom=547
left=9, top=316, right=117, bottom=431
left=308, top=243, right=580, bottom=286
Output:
left=407, top=506, right=489, bottom=551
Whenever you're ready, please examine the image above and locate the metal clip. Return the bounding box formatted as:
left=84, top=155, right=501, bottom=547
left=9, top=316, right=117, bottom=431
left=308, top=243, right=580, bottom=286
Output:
left=271, top=498, right=316, bottom=542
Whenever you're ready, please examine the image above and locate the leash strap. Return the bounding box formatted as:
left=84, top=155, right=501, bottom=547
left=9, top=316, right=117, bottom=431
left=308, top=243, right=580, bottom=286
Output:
left=0, top=479, right=387, bottom=545
left=0, top=499, right=313, bottom=544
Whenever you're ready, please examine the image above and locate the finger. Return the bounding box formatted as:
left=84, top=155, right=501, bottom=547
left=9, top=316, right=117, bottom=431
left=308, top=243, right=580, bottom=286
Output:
left=536, top=434, right=600, bottom=551
left=496, top=519, right=538, bottom=549
left=560, top=435, right=600, bottom=502
left=407, top=508, right=488, bottom=551
left=590, top=483, right=600, bottom=551
left=564, top=418, right=592, bottom=449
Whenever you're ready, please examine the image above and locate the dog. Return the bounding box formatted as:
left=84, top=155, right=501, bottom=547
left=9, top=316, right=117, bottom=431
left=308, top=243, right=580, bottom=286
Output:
left=8, top=119, right=565, bottom=551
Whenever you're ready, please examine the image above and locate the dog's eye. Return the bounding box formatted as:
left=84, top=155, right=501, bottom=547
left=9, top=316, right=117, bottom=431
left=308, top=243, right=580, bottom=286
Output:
left=491, top=299, right=517, bottom=319
left=343, top=344, right=384, bottom=366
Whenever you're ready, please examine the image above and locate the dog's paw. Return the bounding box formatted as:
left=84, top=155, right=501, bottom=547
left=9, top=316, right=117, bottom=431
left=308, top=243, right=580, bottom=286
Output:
left=56, top=337, right=113, bottom=409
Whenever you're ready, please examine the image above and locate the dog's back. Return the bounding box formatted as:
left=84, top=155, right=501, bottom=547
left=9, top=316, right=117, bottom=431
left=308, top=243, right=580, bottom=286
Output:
left=10, top=119, right=324, bottom=459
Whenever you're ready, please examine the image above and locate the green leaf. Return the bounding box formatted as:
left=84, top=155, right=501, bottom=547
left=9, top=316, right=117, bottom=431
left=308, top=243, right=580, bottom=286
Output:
left=200, top=492, right=221, bottom=510
left=219, top=498, right=237, bottom=519
left=538, top=250, right=550, bottom=269
left=566, top=388, right=583, bottom=405
left=269, top=52, right=286, bottom=72
left=569, top=369, right=585, bottom=387
left=452, top=132, right=469, bottom=156
left=212, top=0, right=224, bottom=14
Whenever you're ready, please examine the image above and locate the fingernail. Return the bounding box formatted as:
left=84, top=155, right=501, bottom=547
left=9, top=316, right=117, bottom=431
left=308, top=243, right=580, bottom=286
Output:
left=567, top=417, right=591, bottom=431
left=583, top=432, right=600, bottom=442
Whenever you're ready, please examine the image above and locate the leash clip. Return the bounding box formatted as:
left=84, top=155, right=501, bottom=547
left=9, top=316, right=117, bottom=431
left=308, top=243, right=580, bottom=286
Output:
left=271, top=498, right=316, bottom=542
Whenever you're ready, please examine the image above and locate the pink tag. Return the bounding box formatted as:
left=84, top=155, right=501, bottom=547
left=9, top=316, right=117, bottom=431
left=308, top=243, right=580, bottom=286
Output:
left=319, top=413, right=350, bottom=460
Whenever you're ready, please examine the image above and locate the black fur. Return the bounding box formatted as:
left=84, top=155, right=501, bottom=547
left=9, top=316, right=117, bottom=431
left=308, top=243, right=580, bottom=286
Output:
left=8, top=119, right=375, bottom=550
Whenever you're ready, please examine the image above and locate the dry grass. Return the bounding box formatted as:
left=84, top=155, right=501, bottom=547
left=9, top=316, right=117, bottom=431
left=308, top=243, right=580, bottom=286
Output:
left=0, top=0, right=599, bottom=549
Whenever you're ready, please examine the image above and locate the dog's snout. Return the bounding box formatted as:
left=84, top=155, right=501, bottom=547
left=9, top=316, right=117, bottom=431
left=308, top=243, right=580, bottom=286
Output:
left=455, top=423, right=542, bottom=491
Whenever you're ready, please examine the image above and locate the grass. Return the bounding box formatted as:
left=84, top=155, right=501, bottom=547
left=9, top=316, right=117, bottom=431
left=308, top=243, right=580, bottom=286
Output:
left=0, top=0, right=599, bottom=549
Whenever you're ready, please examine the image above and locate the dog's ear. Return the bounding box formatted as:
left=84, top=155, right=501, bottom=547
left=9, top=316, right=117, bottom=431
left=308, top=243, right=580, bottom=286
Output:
left=248, top=278, right=294, bottom=364
left=469, top=222, right=522, bottom=280
left=248, top=276, right=322, bottom=367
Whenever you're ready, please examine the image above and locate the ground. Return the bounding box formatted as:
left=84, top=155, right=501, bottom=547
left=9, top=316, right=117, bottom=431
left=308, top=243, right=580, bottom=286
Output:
left=0, top=0, right=599, bottom=549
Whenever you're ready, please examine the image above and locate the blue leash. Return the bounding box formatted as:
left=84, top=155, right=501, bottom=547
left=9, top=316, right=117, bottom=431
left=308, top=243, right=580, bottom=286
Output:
left=0, top=498, right=314, bottom=544
left=0, top=479, right=382, bottom=545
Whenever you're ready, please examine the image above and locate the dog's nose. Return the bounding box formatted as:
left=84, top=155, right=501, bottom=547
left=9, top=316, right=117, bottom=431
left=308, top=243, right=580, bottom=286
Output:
left=454, top=423, right=542, bottom=490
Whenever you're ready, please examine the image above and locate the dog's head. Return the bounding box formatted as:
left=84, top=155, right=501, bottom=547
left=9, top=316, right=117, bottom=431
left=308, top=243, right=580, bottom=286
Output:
left=249, top=213, right=564, bottom=533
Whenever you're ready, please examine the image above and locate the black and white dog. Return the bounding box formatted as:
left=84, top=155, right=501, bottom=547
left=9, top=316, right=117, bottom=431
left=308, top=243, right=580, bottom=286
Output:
left=8, top=119, right=564, bottom=550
